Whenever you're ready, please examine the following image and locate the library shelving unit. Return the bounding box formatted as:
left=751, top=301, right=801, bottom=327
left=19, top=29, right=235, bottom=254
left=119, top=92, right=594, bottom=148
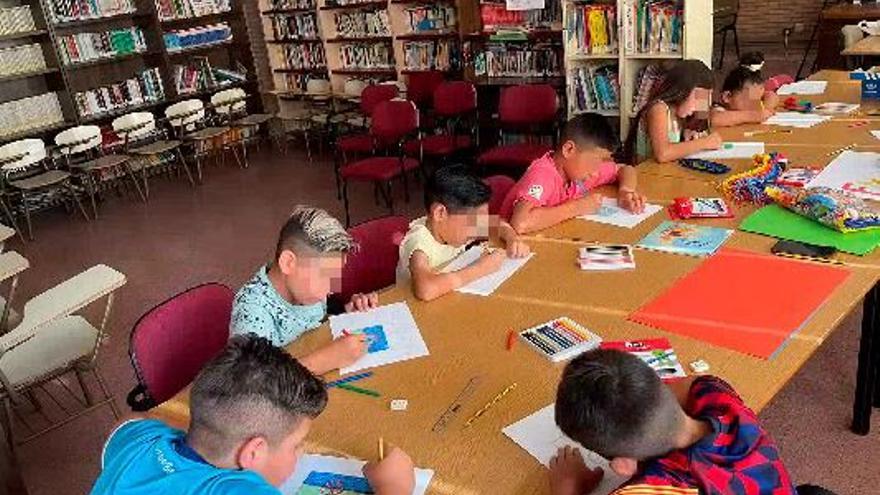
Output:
left=388, top=0, right=461, bottom=80
left=562, top=0, right=711, bottom=137
left=0, top=0, right=261, bottom=144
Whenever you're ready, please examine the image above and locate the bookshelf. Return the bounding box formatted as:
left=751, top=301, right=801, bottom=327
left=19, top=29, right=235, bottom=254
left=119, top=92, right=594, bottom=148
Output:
left=562, top=0, right=712, bottom=137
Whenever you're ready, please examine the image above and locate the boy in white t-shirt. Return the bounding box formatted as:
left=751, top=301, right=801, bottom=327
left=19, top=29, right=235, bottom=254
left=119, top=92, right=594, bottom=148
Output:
left=396, top=165, right=530, bottom=301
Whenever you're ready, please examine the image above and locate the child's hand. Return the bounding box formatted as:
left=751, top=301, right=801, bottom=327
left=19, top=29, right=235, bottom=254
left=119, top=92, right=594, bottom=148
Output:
left=618, top=190, right=646, bottom=214
left=328, top=334, right=367, bottom=369
left=704, top=132, right=723, bottom=150
left=363, top=447, right=415, bottom=495
left=574, top=194, right=603, bottom=216
left=549, top=446, right=605, bottom=495
left=761, top=107, right=776, bottom=120
left=475, top=249, right=506, bottom=275
left=345, top=292, right=378, bottom=312
left=505, top=238, right=531, bottom=258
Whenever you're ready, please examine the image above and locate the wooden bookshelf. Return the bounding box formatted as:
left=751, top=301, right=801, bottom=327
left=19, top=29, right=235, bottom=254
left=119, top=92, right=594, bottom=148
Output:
left=319, top=1, right=387, bottom=11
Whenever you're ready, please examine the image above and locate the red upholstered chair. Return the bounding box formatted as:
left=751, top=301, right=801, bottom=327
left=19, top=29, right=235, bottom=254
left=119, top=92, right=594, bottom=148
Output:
left=404, top=81, right=477, bottom=165
left=477, top=84, right=559, bottom=174
left=406, top=71, right=445, bottom=111
left=339, top=215, right=409, bottom=302
left=484, top=175, right=515, bottom=216
left=126, top=283, right=233, bottom=411
left=340, top=100, right=421, bottom=226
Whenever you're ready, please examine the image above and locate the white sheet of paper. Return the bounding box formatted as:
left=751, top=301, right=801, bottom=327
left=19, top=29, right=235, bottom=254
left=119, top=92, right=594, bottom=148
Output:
left=506, top=0, right=544, bottom=10
left=776, top=80, right=827, bottom=95
left=503, top=404, right=626, bottom=495
left=815, top=102, right=860, bottom=114
left=579, top=198, right=662, bottom=229
left=329, top=302, right=428, bottom=375
left=806, top=150, right=880, bottom=201
left=765, top=112, right=830, bottom=128
left=282, top=454, right=434, bottom=495
left=685, top=141, right=765, bottom=159
left=442, top=247, right=534, bottom=296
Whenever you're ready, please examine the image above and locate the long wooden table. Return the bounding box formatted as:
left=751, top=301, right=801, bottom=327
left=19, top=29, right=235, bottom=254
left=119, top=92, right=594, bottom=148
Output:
left=843, top=35, right=880, bottom=57
left=151, top=71, right=880, bottom=493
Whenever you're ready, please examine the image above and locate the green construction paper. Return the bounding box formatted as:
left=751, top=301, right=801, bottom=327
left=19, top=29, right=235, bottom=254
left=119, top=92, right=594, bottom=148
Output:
left=739, top=205, right=880, bottom=256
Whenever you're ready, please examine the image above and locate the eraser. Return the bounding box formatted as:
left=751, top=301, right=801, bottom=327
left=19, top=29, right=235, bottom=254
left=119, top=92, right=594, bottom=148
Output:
left=390, top=399, right=408, bottom=411
left=689, top=359, right=710, bottom=373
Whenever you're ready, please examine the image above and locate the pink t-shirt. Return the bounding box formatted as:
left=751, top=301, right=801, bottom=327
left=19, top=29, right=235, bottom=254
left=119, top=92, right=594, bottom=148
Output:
left=499, top=152, right=622, bottom=220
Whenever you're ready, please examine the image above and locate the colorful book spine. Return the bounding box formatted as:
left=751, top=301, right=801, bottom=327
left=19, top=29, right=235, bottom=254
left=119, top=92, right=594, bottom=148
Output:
left=282, top=42, right=326, bottom=69
left=338, top=42, right=392, bottom=69
left=56, top=26, right=146, bottom=65
left=625, top=0, right=682, bottom=55
left=269, top=0, right=313, bottom=9
left=271, top=12, right=318, bottom=39
left=334, top=9, right=389, bottom=38
left=564, top=3, right=617, bottom=55
left=155, top=0, right=230, bottom=21
left=567, top=64, right=619, bottom=114
left=47, top=0, right=136, bottom=25
left=0, top=6, right=36, bottom=35
left=74, top=67, right=164, bottom=118
left=164, top=22, right=232, bottom=51
left=403, top=40, right=455, bottom=71
left=404, top=4, right=456, bottom=33
left=482, top=46, right=561, bottom=78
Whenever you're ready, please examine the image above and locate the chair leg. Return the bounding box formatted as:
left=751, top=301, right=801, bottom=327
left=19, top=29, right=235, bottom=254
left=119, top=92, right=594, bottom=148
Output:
left=386, top=182, right=395, bottom=214
left=177, top=149, right=197, bottom=186
left=125, top=163, right=147, bottom=203
left=0, top=397, right=13, bottom=449
left=0, top=197, right=24, bottom=244
left=732, top=25, right=740, bottom=60
left=65, top=183, right=90, bottom=222
left=87, top=174, right=99, bottom=220
left=74, top=369, right=94, bottom=406
left=718, top=30, right=728, bottom=68
left=93, top=368, right=120, bottom=420
left=342, top=180, right=351, bottom=227
left=20, top=193, right=33, bottom=241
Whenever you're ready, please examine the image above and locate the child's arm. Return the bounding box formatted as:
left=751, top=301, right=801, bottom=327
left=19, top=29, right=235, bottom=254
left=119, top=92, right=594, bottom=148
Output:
left=409, top=249, right=505, bottom=301
left=363, top=447, right=415, bottom=495
left=710, top=107, right=766, bottom=127
left=494, top=219, right=531, bottom=257
left=617, top=166, right=646, bottom=213
left=763, top=90, right=779, bottom=111
left=298, top=335, right=367, bottom=375
left=509, top=194, right=602, bottom=234
left=647, top=103, right=722, bottom=163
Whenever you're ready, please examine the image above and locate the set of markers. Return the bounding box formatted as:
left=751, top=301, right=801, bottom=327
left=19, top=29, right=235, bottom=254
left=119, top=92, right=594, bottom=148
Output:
left=519, top=317, right=602, bottom=363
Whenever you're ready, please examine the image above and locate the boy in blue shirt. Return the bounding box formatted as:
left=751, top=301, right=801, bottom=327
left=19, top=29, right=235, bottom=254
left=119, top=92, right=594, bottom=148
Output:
left=91, top=335, right=415, bottom=494
left=231, top=205, right=378, bottom=374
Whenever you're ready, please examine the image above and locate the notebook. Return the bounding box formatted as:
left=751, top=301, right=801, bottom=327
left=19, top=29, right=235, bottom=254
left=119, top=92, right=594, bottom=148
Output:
left=637, top=221, right=732, bottom=257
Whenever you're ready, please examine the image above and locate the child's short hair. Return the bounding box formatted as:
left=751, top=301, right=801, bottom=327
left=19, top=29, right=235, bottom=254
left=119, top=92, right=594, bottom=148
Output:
left=555, top=349, right=683, bottom=460
left=722, top=52, right=765, bottom=94
left=276, top=205, right=355, bottom=259
left=560, top=113, right=618, bottom=152
left=188, top=335, right=327, bottom=458
left=424, top=165, right=491, bottom=213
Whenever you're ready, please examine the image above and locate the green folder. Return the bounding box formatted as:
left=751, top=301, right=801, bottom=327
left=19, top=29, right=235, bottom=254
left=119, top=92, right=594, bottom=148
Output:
left=739, top=205, right=880, bottom=256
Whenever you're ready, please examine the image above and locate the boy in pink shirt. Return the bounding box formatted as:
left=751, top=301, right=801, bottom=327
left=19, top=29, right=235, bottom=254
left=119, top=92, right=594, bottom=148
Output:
left=501, top=113, right=646, bottom=234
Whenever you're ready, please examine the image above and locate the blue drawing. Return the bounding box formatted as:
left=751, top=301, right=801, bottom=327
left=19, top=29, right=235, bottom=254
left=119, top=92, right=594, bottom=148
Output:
left=358, top=325, right=389, bottom=353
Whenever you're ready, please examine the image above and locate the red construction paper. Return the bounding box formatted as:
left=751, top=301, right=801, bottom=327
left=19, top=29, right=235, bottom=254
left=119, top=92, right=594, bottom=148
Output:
left=628, top=248, right=851, bottom=359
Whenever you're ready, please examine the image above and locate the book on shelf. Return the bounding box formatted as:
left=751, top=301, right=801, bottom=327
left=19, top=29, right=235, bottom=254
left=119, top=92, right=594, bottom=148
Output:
left=476, top=45, right=561, bottom=78
left=334, top=9, right=389, bottom=37
left=339, top=42, right=393, bottom=69
left=0, top=43, right=47, bottom=77
left=403, top=40, right=455, bottom=71
left=57, top=26, right=147, bottom=65
left=0, top=6, right=36, bottom=35
left=0, top=92, right=64, bottom=138
left=325, top=0, right=381, bottom=7
left=173, top=57, right=245, bottom=95
left=622, top=0, right=682, bottom=55
left=155, top=0, right=231, bottom=22
left=404, top=4, right=456, bottom=33
left=567, top=64, right=619, bottom=114
left=74, top=67, right=164, bottom=118
left=164, top=22, right=232, bottom=51
left=282, top=42, right=326, bottom=69
left=632, top=63, right=662, bottom=114
left=268, top=0, right=314, bottom=10
left=271, top=12, right=318, bottom=39
left=47, top=0, right=137, bottom=25
left=564, top=2, right=616, bottom=55
left=480, top=0, right=561, bottom=32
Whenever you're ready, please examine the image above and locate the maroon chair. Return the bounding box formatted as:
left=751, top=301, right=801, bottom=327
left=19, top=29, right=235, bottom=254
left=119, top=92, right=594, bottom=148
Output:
left=406, top=71, right=445, bottom=110
left=126, top=283, right=233, bottom=411
left=339, top=215, right=409, bottom=302
left=477, top=84, right=559, bottom=174
left=484, top=175, right=515, bottom=216
left=340, top=100, right=421, bottom=226
left=404, top=81, right=477, bottom=163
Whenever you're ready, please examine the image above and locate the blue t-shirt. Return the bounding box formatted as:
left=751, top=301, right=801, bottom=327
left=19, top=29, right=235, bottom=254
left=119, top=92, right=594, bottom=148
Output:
left=230, top=265, right=327, bottom=347
left=90, top=419, right=279, bottom=495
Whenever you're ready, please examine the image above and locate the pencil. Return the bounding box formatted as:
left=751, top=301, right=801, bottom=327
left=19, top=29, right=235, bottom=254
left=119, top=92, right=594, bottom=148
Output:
left=378, top=437, right=384, bottom=461
left=506, top=330, right=516, bottom=350
left=336, top=383, right=381, bottom=397
left=326, top=371, right=373, bottom=388
left=464, top=382, right=518, bottom=428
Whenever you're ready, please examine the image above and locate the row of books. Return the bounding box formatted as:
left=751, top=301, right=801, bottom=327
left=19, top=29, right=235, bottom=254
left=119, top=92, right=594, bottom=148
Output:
left=632, top=63, right=662, bottom=114
left=334, top=10, right=389, bottom=38
left=403, top=4, right=456, bottom=33
left=339, top=42, right=392, bottom=69
left=564, top=3, right=617, bottom=55
left=0, top=6, right=36, bottom=35
left=402, top=41, right=455, bottom=72
left=0, top=43, right=47, bottom=77
left=164, top=23, right=232, bottom=51
left=0, top=93, right=64, bottom=139
left=47, top=0, right=136, bottom=25
left=268, top=0, right=313, bottom=10
left=476, top=46, right=561, bottom=78
left=270, top=12, right=318, bottom=40
left=155, top=0, right=231, bottom=21
left=283, top=73, right=318, bottom=93
left=74, top=67, right=164, bottom=118
left=282, top=42, right=326, bottom=69
left=173, top=58, right=245, bottom=95
left=326, top=0, right=378, bottom=6
left=567, top=64, right=619, bottom=114
left=479, top=1, right=561, bottom=31
left=622, top=0, right=682, bottom=55
left=57, top=27, right=146, bottom=65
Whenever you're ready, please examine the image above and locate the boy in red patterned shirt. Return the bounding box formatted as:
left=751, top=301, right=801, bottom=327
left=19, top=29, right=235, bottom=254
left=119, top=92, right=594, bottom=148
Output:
left=550, top=349, right=834, bottom=495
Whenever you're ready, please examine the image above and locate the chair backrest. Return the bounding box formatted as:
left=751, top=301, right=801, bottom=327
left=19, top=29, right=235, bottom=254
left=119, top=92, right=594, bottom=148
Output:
left=766, top=74, right=795, bottom=92
left=340, top=216, right=409, bottom=302
left=344, top=78, right=367, bottom=98
left=434, top=81, right=477, bottom=117
left=54, top=125, right=101, bottom=155
left=307, top=78, right=331, bottom=95
left=498, top=84, right=559, bottom=127
left=407, top=71, right=445, bottom=108
left=370, top=100, right=419, bottom=142
left=165, top=99, right=205, bottom=128
left=484, top=175, right=515, bottom=216
left=126, top=283, right=233, bottom=411
left=0, top=138, right=47, bottom=174
left=211, top=87, right=247, bottom=115
left=112, top=112, right=156, bottom=142
left=361, top=83, right=400, bottom=116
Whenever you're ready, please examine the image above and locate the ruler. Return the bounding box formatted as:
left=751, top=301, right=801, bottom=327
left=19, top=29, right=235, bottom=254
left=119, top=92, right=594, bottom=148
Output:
left=432, top=376, right=481, bottom=432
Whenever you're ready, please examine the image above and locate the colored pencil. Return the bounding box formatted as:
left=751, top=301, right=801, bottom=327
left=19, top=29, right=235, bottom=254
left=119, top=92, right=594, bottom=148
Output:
left=326, top=371, right=373, bottom=388
left=336, top=383, right=381, bottom=397
left=506, top=330, right=516, bottom=350
left=464, top=382, right=517, bottom=428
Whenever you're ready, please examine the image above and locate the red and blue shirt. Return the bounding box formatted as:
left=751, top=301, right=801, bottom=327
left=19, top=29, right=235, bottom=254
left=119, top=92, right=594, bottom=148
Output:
left=613, top=376, right=797, bottom=495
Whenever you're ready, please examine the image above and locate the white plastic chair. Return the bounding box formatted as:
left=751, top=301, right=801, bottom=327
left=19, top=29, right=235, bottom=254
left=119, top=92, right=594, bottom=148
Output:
left=0, top=264, right=126, bottom=446
left=113, top=111, right=193, bottom=197
left=166, top=99, right=229, bottom=180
